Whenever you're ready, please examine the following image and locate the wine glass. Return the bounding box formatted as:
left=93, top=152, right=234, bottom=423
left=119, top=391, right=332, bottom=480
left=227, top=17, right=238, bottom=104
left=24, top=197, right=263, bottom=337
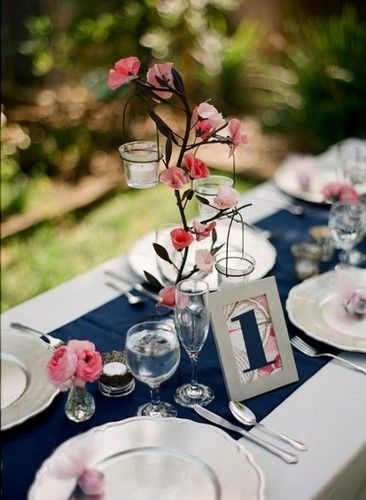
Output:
left=328, top=201, right=366, bottom=267
left=174, top=279, right=214, bottom=407
left=125, top=321, right=180, bottom=417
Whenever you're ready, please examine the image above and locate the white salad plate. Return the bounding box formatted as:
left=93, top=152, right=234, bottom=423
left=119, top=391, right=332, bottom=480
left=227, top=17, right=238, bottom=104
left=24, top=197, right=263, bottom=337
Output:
left=286, top=269, right=366, bottom=353
left=274, top=138, right=366, bottom=204
left=29, top=417, right=265, bottom=500
left=1, top=329, right=58, bottom=431
left=127, top=223, right=276, bottom=289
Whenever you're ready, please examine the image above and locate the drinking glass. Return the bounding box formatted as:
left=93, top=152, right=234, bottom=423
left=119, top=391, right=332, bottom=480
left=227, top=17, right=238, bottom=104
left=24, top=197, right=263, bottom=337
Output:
left=125, top=321, right=180, bottom=417
left=174, top=279, right=214, bottom=407
left=328, top=201, right=366, bottom=267
left=214, top=251, right=255, bottom=290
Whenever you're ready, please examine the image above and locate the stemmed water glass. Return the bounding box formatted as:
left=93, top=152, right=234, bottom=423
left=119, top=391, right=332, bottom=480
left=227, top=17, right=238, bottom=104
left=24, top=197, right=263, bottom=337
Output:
left=174, top=279, right=214, bottom=407
left=328, top=201, right=366, bottom=267
left=125, top=321, right=180, bottom=417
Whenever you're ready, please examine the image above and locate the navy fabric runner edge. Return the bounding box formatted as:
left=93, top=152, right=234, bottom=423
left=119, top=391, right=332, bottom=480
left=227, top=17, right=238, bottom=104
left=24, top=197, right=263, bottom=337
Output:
left=3, top=203, right=363, bottom=499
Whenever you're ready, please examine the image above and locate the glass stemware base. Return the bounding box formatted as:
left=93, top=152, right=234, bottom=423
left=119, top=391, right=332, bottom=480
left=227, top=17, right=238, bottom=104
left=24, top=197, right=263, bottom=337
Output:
left=136, top=401, right=177, bottom=417
left=174, top=383, right=214, bottom=408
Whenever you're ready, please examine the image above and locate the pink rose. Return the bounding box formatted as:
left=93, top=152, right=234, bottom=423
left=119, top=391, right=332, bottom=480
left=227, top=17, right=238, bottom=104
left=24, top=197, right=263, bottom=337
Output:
left=78, top=469, right=105, bottom=496
left=183, top=153, right=210, bottom=179
left=227, top=118, right=248, bottom=157
left=213, top=186, right=240, bottom=209
left=157, top=285, right=176, bottom=309
left=195, top=249, right=214, bottom=273
left=46, top=346, right=77, bottom=391
left=74, top=350, right=103, bottom=385
left=147, top=62, right=174, bottom=99
left=322, top=182, right=359, bottom=203
left=107, top=56, right=140, bottom=89
left=170, top=228, right=194, bottom=251
left=68, top=339, right=96, bottom=355
left=160, top=166, right=189, bottom=189
left=192, top=221, right=216, bottom=241
left=193, top=102, right=225, bottom=130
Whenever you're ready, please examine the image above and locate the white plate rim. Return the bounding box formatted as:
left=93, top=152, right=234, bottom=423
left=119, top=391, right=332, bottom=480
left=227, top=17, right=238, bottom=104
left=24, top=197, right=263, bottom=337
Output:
left=29, top=416, right=266, bottom=500
left=286, top=271, right=366, bottom=353
left=1, top=329, right=59, bottom=431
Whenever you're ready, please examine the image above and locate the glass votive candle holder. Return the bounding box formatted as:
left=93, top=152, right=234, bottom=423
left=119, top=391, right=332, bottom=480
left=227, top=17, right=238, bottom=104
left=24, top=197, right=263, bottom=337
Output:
left=215, top=251, right=255, bottom=290
left=119, top=141, right=163, bottom=189
left=291, top=242, right=322, bottom=281
left=193, top=175, right=234, bottom=218
left=309, top=225, right=334, bottom=262
left=98, top=351, right=135, bottom=397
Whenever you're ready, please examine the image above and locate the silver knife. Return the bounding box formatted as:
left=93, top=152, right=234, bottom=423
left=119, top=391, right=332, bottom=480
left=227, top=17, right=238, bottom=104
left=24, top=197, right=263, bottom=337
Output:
left=105, top=270, right=160, bottom=301
left=10, top=322, right=64, bottom=349
left=194, top=405, right=298, bottom=464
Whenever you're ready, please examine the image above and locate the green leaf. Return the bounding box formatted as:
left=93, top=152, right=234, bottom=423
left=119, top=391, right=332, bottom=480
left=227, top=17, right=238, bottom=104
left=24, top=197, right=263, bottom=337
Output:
left=148, top=110, right=178, bottom=144
left=211, top=243, right=225, bottom=255
left=144, top=271, right=163, bottom=291
left=165, top=133, right=173, bottom=166
left=195, top=195, right=210, bottom=205
left=182, top=188, right=194, bottom=201
left=153, top=243, right=172, bottom=264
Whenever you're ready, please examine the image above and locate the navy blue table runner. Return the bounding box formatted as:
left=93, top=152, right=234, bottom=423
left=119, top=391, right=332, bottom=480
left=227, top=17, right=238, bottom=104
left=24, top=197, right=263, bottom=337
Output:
left=3, top=203, right=361, bottom=499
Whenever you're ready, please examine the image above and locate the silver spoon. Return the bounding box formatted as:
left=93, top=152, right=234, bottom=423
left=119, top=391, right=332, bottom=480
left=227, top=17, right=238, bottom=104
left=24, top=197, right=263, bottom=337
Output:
left=105, top=281, right=145, bottom=305
left=229, top=401, right=307, bottom=451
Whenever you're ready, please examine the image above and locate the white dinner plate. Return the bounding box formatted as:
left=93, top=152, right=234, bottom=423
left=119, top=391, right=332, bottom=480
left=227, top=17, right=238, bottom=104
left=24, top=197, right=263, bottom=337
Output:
left=286, top=270, right=366, bottom=352
left=1, top=329, right=58, bottom=431
left=127, top=223, right=276, bottom=289
left=274, top=139, right=366, bottom=204
left=29, top=417, right=265, bottom=500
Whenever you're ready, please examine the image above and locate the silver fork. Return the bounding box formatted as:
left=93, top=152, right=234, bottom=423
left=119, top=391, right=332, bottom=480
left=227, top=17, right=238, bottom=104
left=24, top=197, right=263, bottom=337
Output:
left=291, top=336, right=366, bottom=375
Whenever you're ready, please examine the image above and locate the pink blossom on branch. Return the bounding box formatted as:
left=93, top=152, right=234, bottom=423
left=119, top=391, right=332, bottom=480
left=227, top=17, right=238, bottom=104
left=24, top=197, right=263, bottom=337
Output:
left=227, top=118, right=248, bottom=157
left=213, top=186, right=240, bottom=210
left=321, top=182, right=359, bottom=203
left=147, top=62, right=174, bottom=99
left=183, top=153, right=210, bottom=179
left=194, top=119, right=213, bottom=141
left=107, top=56, right=140, bottom=89
left=192, top=221, right=216, bottom=241
left=160, top=166, right=189, bottom=189
left=157, top=285, right=176, bottom=309
left=170, top=228, right=194, bottom=251
left=195, top=249, right=214, bottom=273
left=192, top=102, right=225, bottom=133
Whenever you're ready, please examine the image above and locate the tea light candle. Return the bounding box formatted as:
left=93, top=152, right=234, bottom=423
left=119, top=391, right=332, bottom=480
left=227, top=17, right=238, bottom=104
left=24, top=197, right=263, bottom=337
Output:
left=98, top=351, right=135, bottom=397
left=129, top=163, right=156, bottom=184
left=103, top=361, right=127, bottom=377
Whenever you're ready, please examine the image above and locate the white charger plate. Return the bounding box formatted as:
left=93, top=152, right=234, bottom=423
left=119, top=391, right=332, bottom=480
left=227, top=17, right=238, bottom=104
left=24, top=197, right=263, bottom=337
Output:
left=1, top=329, right=58, bottom=431
left=29, top=417, right=265, bottom=500
left=286, top=270, right=366, bottom=352
left=274, top=138, right=366, bottom=204
left=127, top=223, right=276, bottom=289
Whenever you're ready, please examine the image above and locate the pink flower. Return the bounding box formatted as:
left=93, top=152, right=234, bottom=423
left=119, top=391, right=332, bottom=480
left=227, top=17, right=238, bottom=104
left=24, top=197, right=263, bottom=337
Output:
left=74, top=350, right=102, bottom=386
left=46, top=346, right=77, bottom=391
left=195, top=249, right=214, bottom=273
left=78, top=469, right=105, bottom=496
left=213, top=186, right=240, bottom=209
left=183, top=153, right=210, bottom=179
left=107, top=56, right=140, bottom=89
left=322, top=182, right=359, bottom=203
left=193, top=102, right=225, bottom=130
left=192, top=221, right=216, bottom=241
left=157, top=285, right=176, bottom=309
left=147, top=62, right=174, bottom=99
left=227, top=118, right=248, bottom=157
left=194, top=119, right=213, bottom=141
left=68, top=339, right=96, bottom=355
left=170, top=227, right=194, bottom=251
left=160, top=166, right=189, bottom=189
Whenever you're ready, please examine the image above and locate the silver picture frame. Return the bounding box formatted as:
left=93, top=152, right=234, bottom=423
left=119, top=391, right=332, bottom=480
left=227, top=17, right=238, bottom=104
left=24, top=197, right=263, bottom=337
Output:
left=208, top=276, right=298, bottom=401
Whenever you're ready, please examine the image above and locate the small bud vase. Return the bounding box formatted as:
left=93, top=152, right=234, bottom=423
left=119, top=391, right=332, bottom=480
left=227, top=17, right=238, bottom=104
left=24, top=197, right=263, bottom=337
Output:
left=65, top=385, right=95, bottom=422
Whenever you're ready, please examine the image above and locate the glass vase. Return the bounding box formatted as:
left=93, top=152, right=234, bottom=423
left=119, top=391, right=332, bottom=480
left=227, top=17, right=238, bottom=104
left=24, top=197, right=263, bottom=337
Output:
left=65, top=385, right=95, bottom=422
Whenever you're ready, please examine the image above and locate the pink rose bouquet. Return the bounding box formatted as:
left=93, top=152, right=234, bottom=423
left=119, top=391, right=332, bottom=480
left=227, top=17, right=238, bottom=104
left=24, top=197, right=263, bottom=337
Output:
left=108, top=56, right=251, bottom=307
left=47, top=339, right=102, bottom=391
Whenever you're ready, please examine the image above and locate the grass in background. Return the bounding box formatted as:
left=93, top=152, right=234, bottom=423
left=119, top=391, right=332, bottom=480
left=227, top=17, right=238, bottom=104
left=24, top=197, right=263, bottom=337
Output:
left=1, top=173, right=259, bottom=312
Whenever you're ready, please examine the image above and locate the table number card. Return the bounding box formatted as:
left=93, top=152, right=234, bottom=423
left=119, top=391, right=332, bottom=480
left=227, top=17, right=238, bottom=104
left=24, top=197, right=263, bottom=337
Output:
left=208, top=276, right=298, bottom=401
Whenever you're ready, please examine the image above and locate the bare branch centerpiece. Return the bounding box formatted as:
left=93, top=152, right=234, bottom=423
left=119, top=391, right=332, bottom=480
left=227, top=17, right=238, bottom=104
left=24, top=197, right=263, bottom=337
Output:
left=108, top=56, right=251, bottom=307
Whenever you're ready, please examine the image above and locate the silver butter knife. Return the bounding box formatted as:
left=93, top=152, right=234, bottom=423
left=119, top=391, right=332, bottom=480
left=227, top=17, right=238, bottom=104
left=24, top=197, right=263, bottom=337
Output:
left=194, top=405, right=298, bottom=464
left=10, top=322, right=64, bottom=349
left=105, top=270, right=160, bottom=302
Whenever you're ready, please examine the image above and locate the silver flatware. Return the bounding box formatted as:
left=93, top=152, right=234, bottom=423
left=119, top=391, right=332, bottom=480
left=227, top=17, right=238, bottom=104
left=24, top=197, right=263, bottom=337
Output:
left=105, top=270, right=160, bottom=302
left=291, top=336, right=366, bottom=375
left=194, top=404, right=298, bottom=464
left=9, top=322, right=63, bottom=349
left=105, top=281, right=145, bottom=305
left=229, top=401, right=307, bottom=451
